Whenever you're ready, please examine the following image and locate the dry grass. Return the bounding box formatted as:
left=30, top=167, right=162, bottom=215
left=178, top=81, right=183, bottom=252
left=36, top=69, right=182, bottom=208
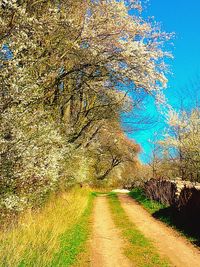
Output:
left=0, top=187, right=90, bottom=267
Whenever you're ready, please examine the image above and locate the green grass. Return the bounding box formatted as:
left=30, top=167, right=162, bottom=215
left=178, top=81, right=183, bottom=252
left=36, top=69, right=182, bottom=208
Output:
left=108, top=193, right=171, bottom=267
left=129, top=188, right=171, bottom=225
left=91, top=191, right=108, bottom=196
left=50, top=193, right=95, bottom=267
left=129, top=188, right=167, bottom=214
left=129, top=188, right=200, bottom=245
left=0, top=188, right=92, bottom=267
left=13, top=192, right=95, bottom=267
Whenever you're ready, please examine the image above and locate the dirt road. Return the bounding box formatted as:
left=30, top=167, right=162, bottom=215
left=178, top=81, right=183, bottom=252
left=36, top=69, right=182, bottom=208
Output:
left=90, top=196, right=133, bottom=267
left=119, top=194, right=200, bottom=267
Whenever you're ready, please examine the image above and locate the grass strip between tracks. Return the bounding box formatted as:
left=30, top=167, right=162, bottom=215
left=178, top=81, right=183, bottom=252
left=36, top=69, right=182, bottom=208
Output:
left=108, top=192, right=171, bottom=267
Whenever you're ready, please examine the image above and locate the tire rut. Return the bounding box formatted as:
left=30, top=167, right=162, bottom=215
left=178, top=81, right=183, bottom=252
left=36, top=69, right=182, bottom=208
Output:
left=90, top=196, right=133, bottom=267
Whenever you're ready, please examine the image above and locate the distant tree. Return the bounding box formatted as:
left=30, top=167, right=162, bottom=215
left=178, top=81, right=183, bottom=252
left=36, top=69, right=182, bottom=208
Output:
left=92, top=123, right=140, bottom=180
left=160, top=108, right=200, bottom=181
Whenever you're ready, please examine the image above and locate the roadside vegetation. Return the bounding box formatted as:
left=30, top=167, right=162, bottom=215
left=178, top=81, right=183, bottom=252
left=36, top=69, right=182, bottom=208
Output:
left=0, top=188, right=93, bottom=267
left=108, top=193, right=171, bottom=267
left=129, top=188, right=200, bottom=246
left=129, top=188, right=167, bottom=214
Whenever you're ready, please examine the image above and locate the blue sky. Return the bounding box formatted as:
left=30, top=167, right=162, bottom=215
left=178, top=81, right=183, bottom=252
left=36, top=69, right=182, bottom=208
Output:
left=127, top=0, right=200, bottom=163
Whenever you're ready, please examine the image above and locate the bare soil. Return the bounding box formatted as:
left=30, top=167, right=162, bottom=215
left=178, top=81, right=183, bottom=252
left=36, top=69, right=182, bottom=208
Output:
left=90, top=196, right=133, bottom=267
left=119, top=194, right=200, bottom=267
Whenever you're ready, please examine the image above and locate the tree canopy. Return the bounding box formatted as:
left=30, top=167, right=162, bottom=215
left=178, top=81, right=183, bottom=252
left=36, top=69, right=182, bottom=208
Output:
left=0, top=0, right=170, bottom=212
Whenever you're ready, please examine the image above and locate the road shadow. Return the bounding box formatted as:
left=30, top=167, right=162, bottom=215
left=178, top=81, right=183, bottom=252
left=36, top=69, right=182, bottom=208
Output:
left=153, top=207, right=200, bottom=247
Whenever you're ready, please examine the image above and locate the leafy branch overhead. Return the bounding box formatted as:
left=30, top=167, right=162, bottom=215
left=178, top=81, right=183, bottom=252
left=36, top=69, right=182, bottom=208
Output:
left=0, top=0, right=170, bottom=211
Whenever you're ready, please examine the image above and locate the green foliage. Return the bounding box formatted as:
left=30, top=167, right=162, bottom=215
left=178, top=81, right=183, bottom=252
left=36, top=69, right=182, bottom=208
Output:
left=108, top=193, right=170, bottom=267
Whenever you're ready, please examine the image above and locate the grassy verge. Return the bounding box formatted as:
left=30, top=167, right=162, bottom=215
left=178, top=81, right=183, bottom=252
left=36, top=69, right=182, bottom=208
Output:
left=0, top=188, right=94, bottom=267
left=108, top=192, right=171, bottom=267
left=129, top=188, right=199, bottom=245
left=50, top=192, right=94, bottom=267
left=129, top=188, right=167, bottom=214
left=129, top=188, right=173, bottom=225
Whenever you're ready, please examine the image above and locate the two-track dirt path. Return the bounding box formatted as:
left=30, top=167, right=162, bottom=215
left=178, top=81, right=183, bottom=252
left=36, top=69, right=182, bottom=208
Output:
left=90, top=196, right=133, bottom=267
left=119, top=194, right=200, bottom=267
